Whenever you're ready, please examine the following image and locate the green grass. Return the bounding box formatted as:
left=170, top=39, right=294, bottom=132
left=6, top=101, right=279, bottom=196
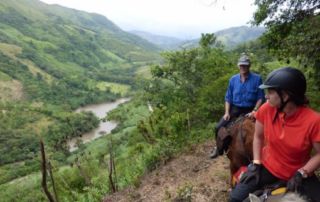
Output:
left=96, top=82, right=131, bottom=96
left=20, top=58, right=54, bottom=83
left=0, top=24, right=25, bottom=41
left=0, top=71, right=11, bottom=81
left=42, top=53, right=85, bottom=75
left=0, top=79, right=24, bottom=101
left=0, top=42, right=22, bottom=57
left=135, top=65, right=152, bottom=79
left=0, top=42, right=54, bottom=84
left=0, top=171, right=43, bottom=202
left=101, top=50, right=125, bottom=63
left=23, top=37, right=58, bottom=51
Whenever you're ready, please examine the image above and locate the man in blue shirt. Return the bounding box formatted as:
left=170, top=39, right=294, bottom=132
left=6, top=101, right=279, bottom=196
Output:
left=210, top=53, right=265, bottom=159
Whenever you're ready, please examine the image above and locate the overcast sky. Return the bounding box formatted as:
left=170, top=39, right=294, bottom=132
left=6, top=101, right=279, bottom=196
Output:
left=39, top=0, right=257, bottom=39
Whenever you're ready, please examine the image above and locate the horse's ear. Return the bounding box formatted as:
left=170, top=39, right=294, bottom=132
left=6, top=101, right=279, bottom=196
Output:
left=249, top=193, right=261, bottom=202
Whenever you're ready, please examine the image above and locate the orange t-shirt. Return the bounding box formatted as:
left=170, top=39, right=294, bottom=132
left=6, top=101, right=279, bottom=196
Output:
left=255, top=102, right=320, bottom=180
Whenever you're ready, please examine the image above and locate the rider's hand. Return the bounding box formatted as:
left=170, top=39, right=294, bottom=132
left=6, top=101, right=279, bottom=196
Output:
left=223, top=113, right=230, bottom=121
left=286, top=171, right=303, bottom=193
left=245, top=111, right=256, bottom=119
left=240, top=163, right=262, bottom=185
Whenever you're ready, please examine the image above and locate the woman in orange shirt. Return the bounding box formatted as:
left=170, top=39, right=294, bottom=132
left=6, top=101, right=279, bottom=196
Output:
left=230, top=67, right=320, bottom=202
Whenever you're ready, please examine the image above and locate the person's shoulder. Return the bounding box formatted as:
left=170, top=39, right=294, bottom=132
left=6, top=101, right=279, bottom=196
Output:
left=259, top=102, right=273, bottom=112
left=250, top=72, right=262, bottom=78
left=301, top=106, right=320, bottom=121
left=255, top=103, right=274, bottom=121
left=230, top=73, right=240, bottom=80
left=259, top=103, right=278, bottom=117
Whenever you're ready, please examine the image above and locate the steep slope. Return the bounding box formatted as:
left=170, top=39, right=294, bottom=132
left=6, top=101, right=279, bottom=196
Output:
left=0, top=0, right=161, bottom=105
left=103, top=141, right=230, bottom=202
left=0, top=0, right=162, bottom=183
left=215, top=26, right=265, bottom=48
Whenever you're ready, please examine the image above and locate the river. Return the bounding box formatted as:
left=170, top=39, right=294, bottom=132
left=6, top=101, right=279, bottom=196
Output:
left=67, top=98, right=130, bottom=152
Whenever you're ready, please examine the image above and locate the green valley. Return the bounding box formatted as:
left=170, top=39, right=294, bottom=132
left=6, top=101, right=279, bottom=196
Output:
left=0, top=0, right=319, bottom=201
left=0, top=0, right=160, bottom=186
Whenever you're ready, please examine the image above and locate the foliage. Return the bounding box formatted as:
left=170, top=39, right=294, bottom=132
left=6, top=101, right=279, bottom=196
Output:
left=1, top=1, right=320, bottom=201
left=0, top=101, right=99, bottom=184
left=180, top=26, right=265, bottom=50
left=253, top=0, right=320, bottom=87
left=145, top=34, right=234, bottom=127
left=0, top=0, right=160, bottom=185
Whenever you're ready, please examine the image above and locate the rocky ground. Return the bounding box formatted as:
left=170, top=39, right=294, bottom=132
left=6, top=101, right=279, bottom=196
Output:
left=103, top=141, right=231, bottom=202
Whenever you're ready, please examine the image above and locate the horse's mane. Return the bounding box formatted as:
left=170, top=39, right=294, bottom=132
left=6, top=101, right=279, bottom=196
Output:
left=225, top=116, right=255, bottom=185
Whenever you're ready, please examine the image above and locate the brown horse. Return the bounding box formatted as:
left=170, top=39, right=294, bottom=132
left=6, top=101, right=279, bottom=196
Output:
left=216, top=116, right=255, bottom=186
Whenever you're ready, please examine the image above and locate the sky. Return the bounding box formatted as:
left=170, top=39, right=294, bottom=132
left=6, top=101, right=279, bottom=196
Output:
left=39, top=0, right=257, bottom=39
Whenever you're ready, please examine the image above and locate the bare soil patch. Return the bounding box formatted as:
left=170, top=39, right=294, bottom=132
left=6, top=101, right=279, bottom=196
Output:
left=0, top=79, right=24, bottom=101
left=103, top=141, right=231, bottom=202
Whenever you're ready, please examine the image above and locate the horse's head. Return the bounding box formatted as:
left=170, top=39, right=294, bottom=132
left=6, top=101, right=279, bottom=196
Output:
left=227, top=117, right=255, bottom=162
left=224, top=117, right=255, bottom=186
left=216, top=127, right=232, bottom=155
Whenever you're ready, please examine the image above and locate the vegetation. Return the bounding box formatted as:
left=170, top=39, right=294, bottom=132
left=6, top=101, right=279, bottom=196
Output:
left=1, top=35, right=320, bottom=202
left=0, top=0, right=160, bottom=185
left=180, top=26, right=265, bottom=50
left=253, top=0, right=320, bottom=87
left=0, top=0, right=319, bottom=201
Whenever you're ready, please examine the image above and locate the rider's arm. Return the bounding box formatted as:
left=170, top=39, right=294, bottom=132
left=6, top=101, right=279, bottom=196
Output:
left=300, top=142, right=320, bottom=176
left=253, top=120, right=264, bottom=164
left=225, top=101, right=230, bottom=115
left=247, top=98, right=264, bottom=118
left=223, top=102, right=231, bottom=120
left=253, top=99, right=263, bottom=112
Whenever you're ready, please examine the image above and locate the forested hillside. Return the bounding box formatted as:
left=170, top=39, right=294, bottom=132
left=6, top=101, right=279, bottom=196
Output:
left=0, top=0, right=161, bottom=185
left=0, top=0, right=319, bottom=201
left=0, top=0, right=160, bottom=107
left=130, top=30, right=184, bottom=50
left=215, top=26, right=265, bottom=48
left=180, top=26, right=265, bottom=50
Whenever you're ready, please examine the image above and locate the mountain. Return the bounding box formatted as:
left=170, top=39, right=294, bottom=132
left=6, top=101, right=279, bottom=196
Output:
left=0, top=0, right=161, bottom=105
left=215, top=26, right=265, bottom=48
left=180, top=26, right=265, bottom=49
left=0, top=0, right=162, bottom=183
left=130, top=30, right=184, bottom=50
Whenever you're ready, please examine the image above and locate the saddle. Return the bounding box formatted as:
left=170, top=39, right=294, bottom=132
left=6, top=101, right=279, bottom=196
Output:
left=243, top=181, right=287, bottom=202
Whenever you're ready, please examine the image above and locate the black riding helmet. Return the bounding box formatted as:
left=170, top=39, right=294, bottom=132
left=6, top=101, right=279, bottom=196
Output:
left=259, top=67, right=307, bottom=122
left=259, top=67, right=306, bottom=100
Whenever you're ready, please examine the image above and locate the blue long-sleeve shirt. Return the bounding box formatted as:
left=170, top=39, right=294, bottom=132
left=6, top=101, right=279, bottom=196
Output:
left=225, top=72, right=264, bottom=108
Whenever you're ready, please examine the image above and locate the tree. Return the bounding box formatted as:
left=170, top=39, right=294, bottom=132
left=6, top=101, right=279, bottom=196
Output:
left=252, top=0, right=320, bottom=86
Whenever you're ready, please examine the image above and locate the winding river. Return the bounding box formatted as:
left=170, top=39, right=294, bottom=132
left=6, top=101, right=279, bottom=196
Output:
left=68, top=98, right=130, bottom=152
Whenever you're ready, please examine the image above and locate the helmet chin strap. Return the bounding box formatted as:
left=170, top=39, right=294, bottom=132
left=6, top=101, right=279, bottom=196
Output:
left=272, top=89, right=290, bottom=123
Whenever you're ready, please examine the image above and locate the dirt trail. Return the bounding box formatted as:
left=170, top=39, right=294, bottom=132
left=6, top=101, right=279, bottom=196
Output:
left=104, top=141, right=231, bottom=202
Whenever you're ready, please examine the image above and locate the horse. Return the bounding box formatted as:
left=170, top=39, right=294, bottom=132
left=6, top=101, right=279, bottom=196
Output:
left=216, top=116, right=255, bottom=187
